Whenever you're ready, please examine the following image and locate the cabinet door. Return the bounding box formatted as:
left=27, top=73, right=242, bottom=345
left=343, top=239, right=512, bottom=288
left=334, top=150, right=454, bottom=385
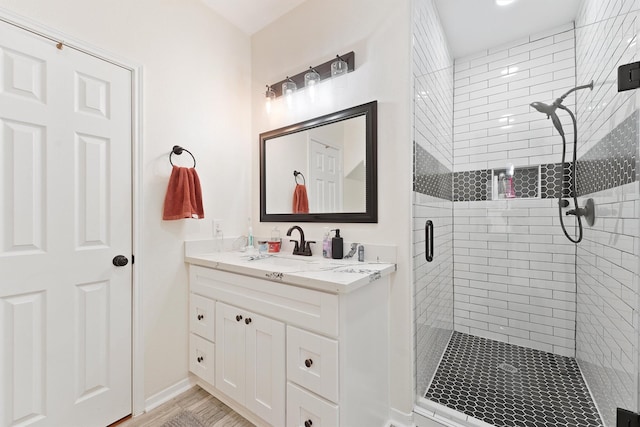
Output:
left=245, top=312, right=285, bottom=427
left=215, top=302, right=246, bottom=404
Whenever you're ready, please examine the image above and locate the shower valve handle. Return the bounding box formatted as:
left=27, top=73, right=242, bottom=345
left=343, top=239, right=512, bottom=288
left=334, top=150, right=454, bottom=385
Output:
left=566, top=208, right=586, bottom=217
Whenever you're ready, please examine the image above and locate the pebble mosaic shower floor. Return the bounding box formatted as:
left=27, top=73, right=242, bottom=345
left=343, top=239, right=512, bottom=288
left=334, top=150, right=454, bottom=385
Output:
left=425, top=332, right=603, bottom=427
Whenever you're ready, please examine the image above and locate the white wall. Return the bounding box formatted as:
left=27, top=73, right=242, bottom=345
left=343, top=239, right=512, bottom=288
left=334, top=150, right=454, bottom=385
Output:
left=574, top=1, right=640, bottom=425
left=0, top=0, right=252, bottom=400
left=251, top=0, right=414, bottom=418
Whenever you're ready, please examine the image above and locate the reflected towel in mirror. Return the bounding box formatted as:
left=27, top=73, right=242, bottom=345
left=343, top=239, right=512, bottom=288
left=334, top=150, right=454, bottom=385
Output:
left=163, top=165, right=204, bottom=220
left=292, top=184, right=309, bottom=214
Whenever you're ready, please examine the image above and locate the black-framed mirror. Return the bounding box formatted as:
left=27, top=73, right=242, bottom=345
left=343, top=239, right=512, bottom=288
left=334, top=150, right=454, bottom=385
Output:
left=260, top=101, right=377, bottom=223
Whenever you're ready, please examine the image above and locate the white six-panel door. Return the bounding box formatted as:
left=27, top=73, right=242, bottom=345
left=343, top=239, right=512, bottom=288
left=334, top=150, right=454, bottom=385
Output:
left=0, top=19, right=133, bottom=427
left=308, top=139, right=343, bottom=213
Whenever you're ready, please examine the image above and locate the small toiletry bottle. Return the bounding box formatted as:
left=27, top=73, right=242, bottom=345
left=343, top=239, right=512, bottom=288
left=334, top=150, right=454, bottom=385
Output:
left=358, top=245, right=364, bottom=262
left=331, top=229, right=343, bottom=259
left=269, top=227, right=281, bottom=253
left=247, top=218, right=254, bottom=248
left=271, top=226, right=281, bottom=243
left=506, top=176, right=516, bottom=198
left=322, top=227, right=332, bottom=258
left=505, top=164, right=516, bottom=198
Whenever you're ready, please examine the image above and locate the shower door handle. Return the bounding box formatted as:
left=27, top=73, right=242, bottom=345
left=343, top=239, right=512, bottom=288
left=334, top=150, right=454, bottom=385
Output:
left=425, top=220, right=434, bottom=262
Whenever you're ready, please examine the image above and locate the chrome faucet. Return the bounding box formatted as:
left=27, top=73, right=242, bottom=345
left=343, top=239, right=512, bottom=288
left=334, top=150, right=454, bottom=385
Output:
left=286, top=225, right=315, bottom=256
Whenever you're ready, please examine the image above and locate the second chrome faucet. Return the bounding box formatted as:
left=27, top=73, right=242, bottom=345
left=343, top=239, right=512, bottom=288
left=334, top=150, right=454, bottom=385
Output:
left=286, top=225, right=315, bottom=256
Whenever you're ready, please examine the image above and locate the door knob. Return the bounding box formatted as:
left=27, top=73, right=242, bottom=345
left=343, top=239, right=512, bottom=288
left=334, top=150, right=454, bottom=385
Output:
left=112, top=255, right=129, bottom=267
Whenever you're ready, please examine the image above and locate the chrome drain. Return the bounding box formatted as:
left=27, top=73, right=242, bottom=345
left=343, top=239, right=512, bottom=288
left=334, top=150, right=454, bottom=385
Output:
left=497, top=363, right=518, bottom=374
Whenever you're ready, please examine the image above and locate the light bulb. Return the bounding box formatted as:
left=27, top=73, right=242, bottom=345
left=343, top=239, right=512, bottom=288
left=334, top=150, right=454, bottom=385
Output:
left=304, top=67, right=320, bottom=87
left=331, top=55, right=348, bottom=77
left=265, top=85, right=275, bottom=113
left=282, top=77, right=297, bottom=97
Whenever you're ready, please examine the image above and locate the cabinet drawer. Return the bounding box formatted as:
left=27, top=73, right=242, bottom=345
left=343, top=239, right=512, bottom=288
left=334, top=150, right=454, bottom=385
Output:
left=191, top=266, right=339, bottom=337
left=287, top=382, right=338, bottom=427
left=287, top=326, right=338, bottom=403
left=189, top=334, right=215, bottom=385
left=190, top=293, right=215, bottom=341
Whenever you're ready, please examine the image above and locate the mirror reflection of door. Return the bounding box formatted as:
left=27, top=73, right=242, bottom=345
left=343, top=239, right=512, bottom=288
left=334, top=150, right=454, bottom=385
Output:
left=308, top=138, right=343, bottom=213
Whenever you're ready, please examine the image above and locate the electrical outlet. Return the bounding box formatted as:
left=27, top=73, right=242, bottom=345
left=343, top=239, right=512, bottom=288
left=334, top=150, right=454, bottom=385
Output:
left=212, top=219, right=224, bottom=238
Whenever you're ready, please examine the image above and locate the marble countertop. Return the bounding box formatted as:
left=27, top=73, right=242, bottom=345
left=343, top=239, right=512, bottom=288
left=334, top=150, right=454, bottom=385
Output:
left=185, top=250, right=396, bottom=294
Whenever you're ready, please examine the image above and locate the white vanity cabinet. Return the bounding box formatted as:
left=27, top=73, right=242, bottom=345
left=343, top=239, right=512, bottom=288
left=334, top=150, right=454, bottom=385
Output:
left=188, top=262, right=390, bottom=427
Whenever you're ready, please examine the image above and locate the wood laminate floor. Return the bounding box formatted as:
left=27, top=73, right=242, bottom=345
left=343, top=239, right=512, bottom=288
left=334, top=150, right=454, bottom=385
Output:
left=118, top=386, right=254, bottom=427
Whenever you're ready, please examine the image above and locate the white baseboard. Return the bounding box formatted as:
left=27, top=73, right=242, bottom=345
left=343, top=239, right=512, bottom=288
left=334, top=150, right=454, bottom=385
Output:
left=144, top=376, right=196, bottom=413
left=388, top=407, right=415, bottom=427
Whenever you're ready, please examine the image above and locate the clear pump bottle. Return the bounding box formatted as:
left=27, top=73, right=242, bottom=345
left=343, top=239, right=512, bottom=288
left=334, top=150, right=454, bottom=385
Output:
left=322, top=227, right=332, bottom=258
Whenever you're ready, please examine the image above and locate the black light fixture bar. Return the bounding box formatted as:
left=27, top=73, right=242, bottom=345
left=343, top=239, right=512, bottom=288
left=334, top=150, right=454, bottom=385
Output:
left=268, top=51, right=355, bottom=98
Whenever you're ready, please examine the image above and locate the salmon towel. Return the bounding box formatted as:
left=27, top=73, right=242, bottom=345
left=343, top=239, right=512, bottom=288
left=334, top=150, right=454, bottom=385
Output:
left=163, top=166, right=205, bottom=220
left=292, top=184, right=309, bottom=213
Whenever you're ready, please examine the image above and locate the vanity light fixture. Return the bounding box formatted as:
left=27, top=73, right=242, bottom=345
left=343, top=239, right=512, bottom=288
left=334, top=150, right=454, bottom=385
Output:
left=282, top=76, right=297, bottom=96
left=331, top=55, right=348, bottom=77
left=265, top=85, right=276, bottom=113
left=304, top=67, right=321, bottom=101
left=265, top=51, right=355, bottom=99
left=495, top=0, right=516, bottom=5
left=304, top=67, right=321, bottom=87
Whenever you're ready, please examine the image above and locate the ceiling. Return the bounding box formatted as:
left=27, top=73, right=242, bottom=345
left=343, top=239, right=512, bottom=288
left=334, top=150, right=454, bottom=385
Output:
left=201, top=0, right=307, bottom=35
left=201, top=0, right=582, bottom=58
left=434, top=0, right=582, bottom=58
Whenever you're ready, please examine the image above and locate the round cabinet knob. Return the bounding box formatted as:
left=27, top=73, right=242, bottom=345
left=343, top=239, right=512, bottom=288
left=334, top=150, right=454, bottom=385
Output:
left=236, top=315, right=243, bottom=322
left=245, top=317, right=252, bottom=325
left=112, top=255, right=129, bottom=267
left=304, top=420, right=313, bottom=427
left=197, top=314, right=204, bottom=320
left=304, top=359, right=313, bottom=368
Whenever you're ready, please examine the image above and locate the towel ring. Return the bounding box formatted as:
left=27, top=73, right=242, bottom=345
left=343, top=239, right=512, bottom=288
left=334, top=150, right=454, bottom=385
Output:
left=169, top=145, right=196, bottom=168
left=293, top=170, right=306, bottom=185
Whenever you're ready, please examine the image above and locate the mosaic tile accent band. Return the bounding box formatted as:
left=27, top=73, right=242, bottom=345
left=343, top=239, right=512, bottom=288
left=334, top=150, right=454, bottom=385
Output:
left=425, top=332, right=603, bottom=427
left=541, top=163, right=573, bottom=199
left=415, top=111, right=638, bottom=201
left=414, top=142, right=453, bottom=201
left=576, top=110, right=638, bottom=196
left=453, top=170, right=489, bottom=202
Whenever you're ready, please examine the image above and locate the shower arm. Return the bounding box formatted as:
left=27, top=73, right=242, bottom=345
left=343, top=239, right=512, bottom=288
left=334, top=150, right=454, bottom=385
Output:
left=554, top=81, right=594, bottom=106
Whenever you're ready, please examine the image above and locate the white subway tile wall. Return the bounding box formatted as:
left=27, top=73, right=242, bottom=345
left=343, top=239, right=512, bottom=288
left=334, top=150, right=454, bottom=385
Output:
left=413, top=0, right=454, bottom=397
left=452, top=27, right=579, bottom=355
left=575, top=1, right=640, bottom=425
left=453, top=198, right=577, bottom=356
left=453, top=25, right=577, bottom=174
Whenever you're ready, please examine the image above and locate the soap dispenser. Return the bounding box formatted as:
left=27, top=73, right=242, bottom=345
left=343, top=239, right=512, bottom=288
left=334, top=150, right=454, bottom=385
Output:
left=331, top=229, right=343, bottom=259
